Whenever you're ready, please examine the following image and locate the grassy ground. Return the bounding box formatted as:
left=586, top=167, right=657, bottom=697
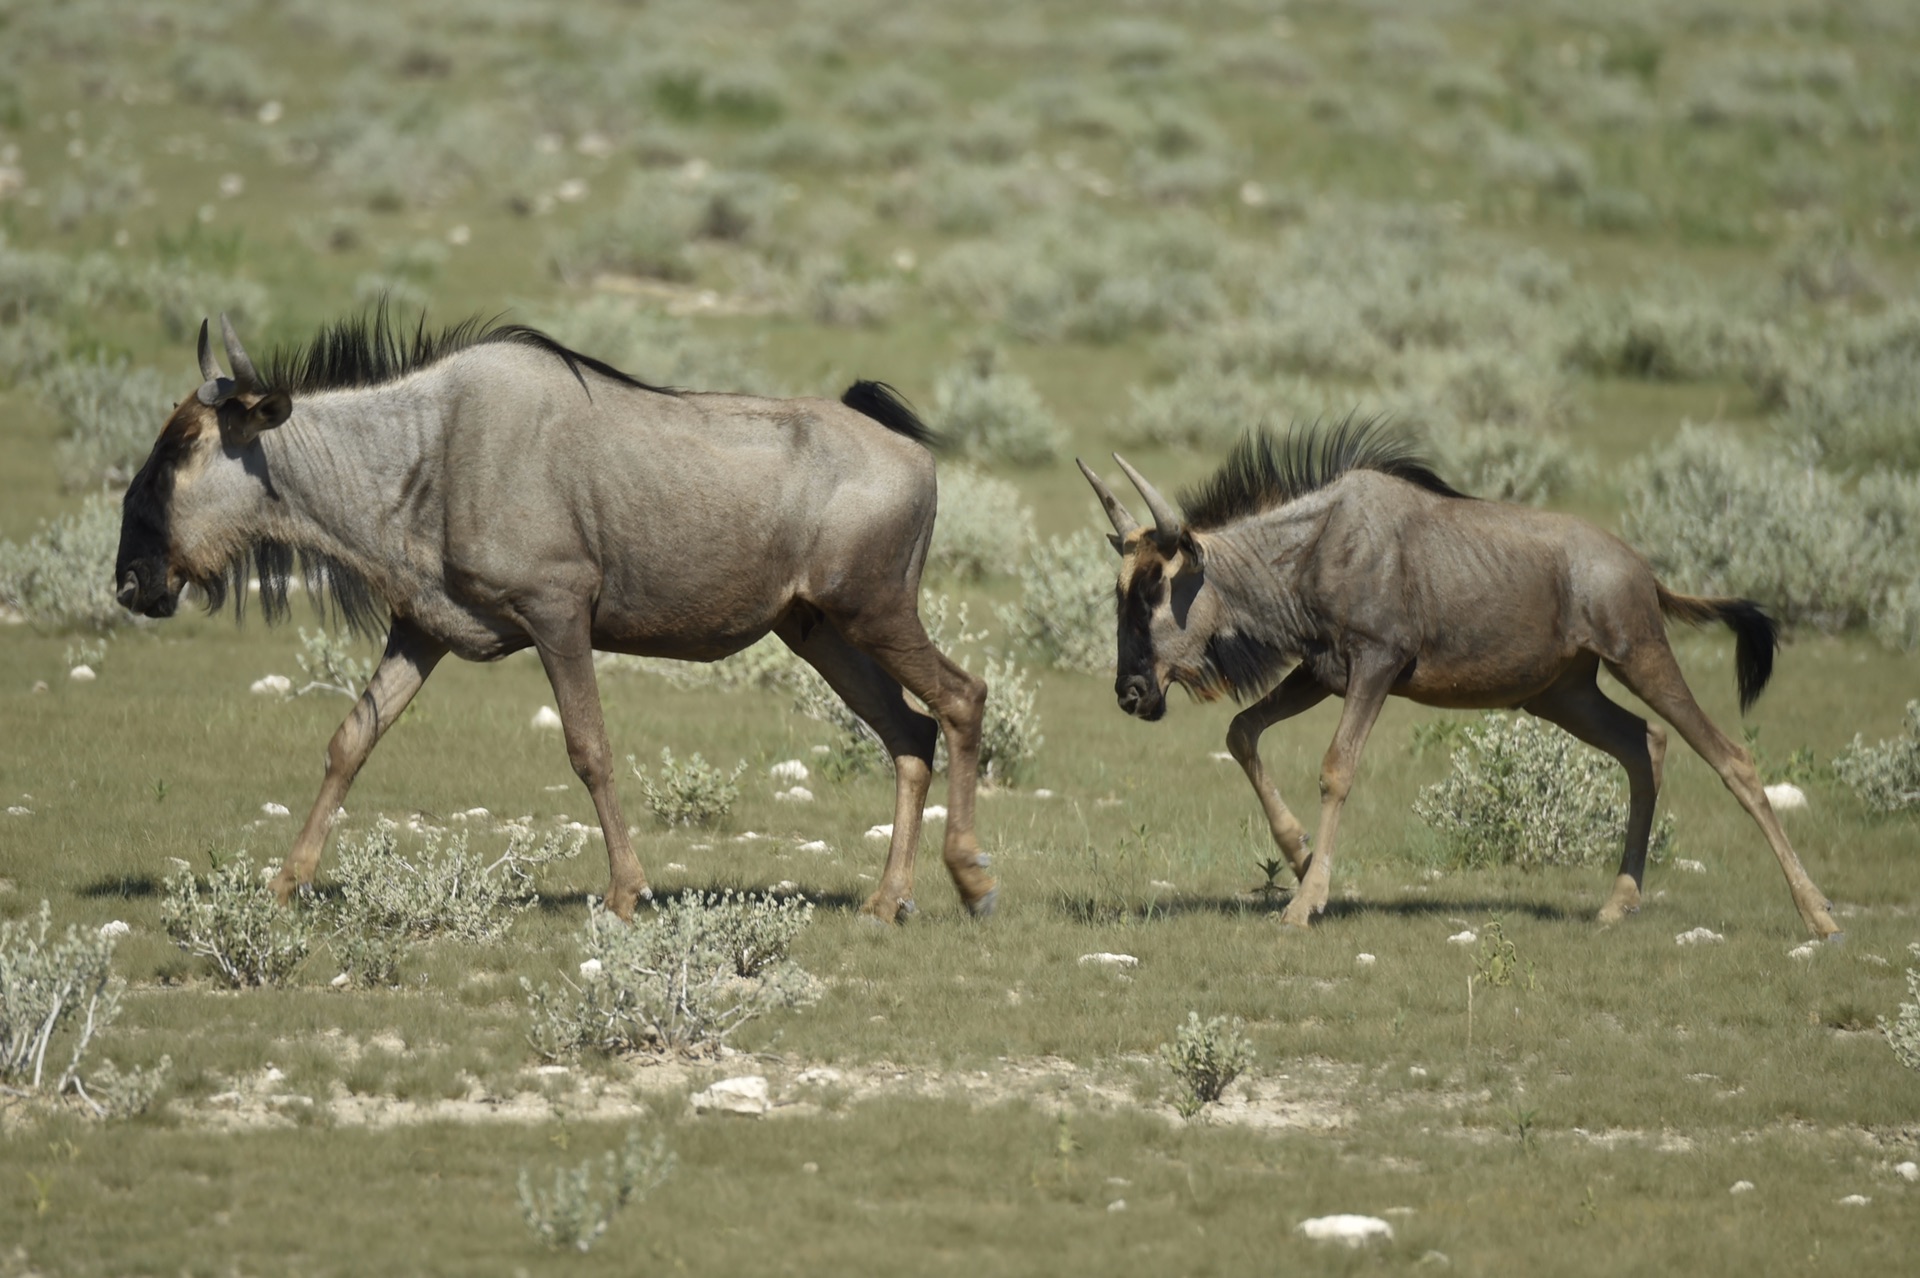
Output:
left=3, top=0, right=1919, bottom=1273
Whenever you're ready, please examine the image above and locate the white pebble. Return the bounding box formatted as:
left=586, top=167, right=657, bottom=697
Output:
left=1675, top=858, right=1706, bottom=873
left=69, top=665, right=96, bottom=682
left=1107, top=1199, right=1126, bottom=1212
left=798, top=840, right=830, bottom=854
left=329, top=972, right=350, bottom=988
left=1032, top=789, right=1054, bottom=799
left=865, top=824, right=894, bottom=841
left=775, top=880, right=798, bottom=893
left=923, top=805, right=947, bottom=821
left=1209, top=751, right=1234, bottom=762
left=531, top=705, right=563, bottom=730
left=1894, top=1161, right=1918, bottom=1182
left=1077, top=952, right=1139, bottom=969
left=1408, top=1066, right=1428, bottom=1079
left=811, top=744, right=830, bottom=755
left=579, top=959, right=603, bottom=980
left=1838, top=1194, right=1870, bottom=1206
left=1355, top=953, right=1377, bottom=967
left=249, top=674, right=291, bottom=696
left=1764, top=783, right=1808, bottom=811
left=1788, top=943, right=1819, bottom=960
left=98, top=920, right=131, bottom=939
left=261, top=802, right=290, bottom=817
left=733, top=830, right=770, bottom=842
left=1730, top=1180, right=1755, bottom=1195
left=1447, top=930, right=1477, bottom=946
left=1675, top=927, right=1724, bottom=946
left=257, top=100, right=283, bottom=124
left=691, top=1075, right=770, bottom=1116
left=773, top=786, right=815, bottom=803
left=6, top=806, right=30, bottom=817
left=665, top=862, right=688, bottom=872
left=1296, top=1215, right=1393, bottom=1247
left=769, top=759, right=810, bottom=784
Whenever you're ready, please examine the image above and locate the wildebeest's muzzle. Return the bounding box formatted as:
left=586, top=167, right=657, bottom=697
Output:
left=1115, top=672, right=1165, bottom=721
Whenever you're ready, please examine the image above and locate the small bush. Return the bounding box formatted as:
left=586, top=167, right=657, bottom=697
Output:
left=519, top=1128, right=675, bottom=1253
left=160, top=852, right=315, bottom=988
left=997, top=531, right=1114, bottom=675
left=525, top=893, right=816, bottom=1059
left=1, top=902, right=123, bottom=1101
left=978, top=655, right=1043, bottom=786
left=1116, top=367, right=1325, bottom=452
left=37, top=357, right=170, bottom=489
left=632, top=749, right=746, bottom=827
left=327, top=818, right=584, bottom=983
left=929, top=464, right=1036, bottom=583
left=1160, top=1012, right=1255, bottom=1118
left=1832, top=701, right=1920, bottom=814
left=294, top=626, right=375, bottom=698
left=1414, top=712, right=1676, bottom=871
left=932, top=344, right=1064, bottom=464
left=0, top=495, right=127, bottom=632
left=1425, top=423, right=1581, bottom=506
left=1882, top=968, right=1920, bottom=1072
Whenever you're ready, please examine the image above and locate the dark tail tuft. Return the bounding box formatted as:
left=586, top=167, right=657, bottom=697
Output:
left=1658, top=585, right=1778, bottom=713
left=841, top=380, right=936, bottom=447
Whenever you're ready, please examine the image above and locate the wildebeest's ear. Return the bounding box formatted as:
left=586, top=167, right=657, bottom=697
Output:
left=219, top=390, right=292, bottom=450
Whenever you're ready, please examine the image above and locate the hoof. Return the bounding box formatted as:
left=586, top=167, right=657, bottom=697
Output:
left=860, top=896, right=915, bottom=926
left=966, top=887, right=997, bottom=919
left=1823, top=930, right=1847, bottom=946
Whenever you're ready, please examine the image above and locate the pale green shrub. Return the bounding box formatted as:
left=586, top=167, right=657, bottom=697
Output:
left=797, top=254, right=899, bottom=328
left=1116, top=367, right=1324, bottom=451
left=1160, top=1012, right=1255, bottom=1118
left=37, top=357, right=169, bottom=488
left=550, top=179, right=698, bottom=284
left=932, top=345, right=1064, bottom=464
left=525, top=894, right=816, bottom=1059
left=1559, top=296, right=1753, bottom=382
left=160, top=853, right=315, bottom=989
left=978, top=655, right=1042, bottom=786
left=930, top=464, right=1036, bottom=583
left=997, top=531, right=1114, bottom=675
left=0, top=496, right=127, bottom=632
left=1414, top=712, right=1676, bottom=871
left=632, top=749, right=746, bottom=827
left=1, top=902, right=122, bottom=1100
left=1833, top=701, right=1920, bottom=815
left=1882, top=968, right=1920, bottom=1072
left=519, top=1129, right=675, bottom=1253
left=294, top=626, right=375, bottom=698
left=1425, top=423, right=1581, bottom=506
left=527, top=295, right=783, bottom=395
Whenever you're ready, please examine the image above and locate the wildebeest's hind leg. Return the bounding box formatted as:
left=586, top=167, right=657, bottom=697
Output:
left=269, top=619, right=446, bottom=904
left=527, top=620, right=651, bottom=921
left=1281, top=656, right=1397, bottom=928
left=1605, top=644, right=1842, bottom=940
left=777, top=618, right=939, bottom=923
left=831, top=613, right=996, bottom=919
left=1226, top=666, right=1332, bottom=882
left=1522, top=663, right=1667, bottom=925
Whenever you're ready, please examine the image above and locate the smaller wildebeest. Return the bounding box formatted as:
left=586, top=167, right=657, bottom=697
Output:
left=1078, top=421, right=1840, bottom=940
left=115, top=311, right=995, bottom=924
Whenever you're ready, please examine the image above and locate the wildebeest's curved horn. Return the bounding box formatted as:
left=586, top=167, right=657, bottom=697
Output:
left=220, top=313, right=259, bottom=390
left=1076, top=458, right=1140, bottom=540
left=197, top=318, right=221, bottom=381
left=1113, top=454, right=1182, bottom=539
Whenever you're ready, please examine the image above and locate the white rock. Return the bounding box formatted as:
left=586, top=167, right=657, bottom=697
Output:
left=579, top=959, right=603, bottom=980
left=692, top=1075, right=770, bottom=1116
left=1032, top=789, right=1054, bottom=799
left=798, top=840, right=830, bottom=854
left=250, top=674, right=291, bottom=696
left=261, top=802, right=291, bottom=817
left=795, top=1067, right=842, bottom=1086
left=865, top=824, right=893, bottom=841
left=1077, top=952, right=1139, bottom=969
left=69, top=665, right=96, bottom=682
left=1447, top=930, right=1477, bottom=946
left=1355, top=953, right=1377, bottom=967
left=774, top=786, right=815, bottom=803
left=1296, top=1215, right=1394, bottom=1247
left=534, top=1064, right=569, bottom=1077
left=1765, top=783, right=1808, bottom=811
left=1675, top=927, right=1724, bottom=946
left=1675, top=858, right=1706, bottom=873
left=1107, top=1199, right=1127, bottom=1212
left=734, top=830, right=770, bottom=842
left=1730, top=1181, right=1755, bottom=1195
left=665, top=862, right=688, bottom=873
left=1788, top=943, right=1819, bottom=960
left=1409, top=1066, right=1428, bottom=1079
left=531, top=705, right=563, bottom=730
left=98, top=920, right=131, bottom=939
left=1838, top=1194, right=1870, bottom=1206
left=6, top=806, right=30, bottom=817
left=329, top=972, right=350, bottom=988
left=811, top=744, right=830, bottom=755
left=462, top=807, right=491, bottom=820
left=775, top=880, right=798, bottom=893
left=924, top=805, right=947, bottom=821
left=1894, top=1161, right=1918, bottom=1182
left=770, top=759, right=810, bottom=784
left=1209, top=751, right=1234, bottom=762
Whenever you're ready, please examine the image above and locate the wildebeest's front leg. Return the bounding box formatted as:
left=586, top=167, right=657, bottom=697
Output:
left=1226, top=665, right=1331, bottom=882
left=528, top=619, right=650, bottom=921
left=1280, top=656, right=1397, bottom=929
left=269, top=619, right=446, bottom=904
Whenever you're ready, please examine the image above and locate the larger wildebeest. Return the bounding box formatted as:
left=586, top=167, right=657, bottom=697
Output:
left=1078, top=421, right=1840, bottom=940
left=115, top=311, right=995, bottom=924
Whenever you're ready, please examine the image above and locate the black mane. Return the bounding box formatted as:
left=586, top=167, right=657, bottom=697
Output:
left=1179, top=416, right=1467, bottom=531
left=261, top=305, right=673, bottom=399
left=840, top=380, right=936, bottom=446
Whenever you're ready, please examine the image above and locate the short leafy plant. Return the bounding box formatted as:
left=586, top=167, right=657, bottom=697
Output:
left=632, top=748, right=747, bottom=826
left=1160, top=1012, right=1256, bottom=1119
left=0, top=902, right=122, bottom=1103
left=518, top=1128, right=675, bottom=1253
left=1882, top=967, right=1920, bottom=1072
left=161, top=852, right=315, bottom=988
left=525, top=892, right=817, bottom=1060
left=1833, top=700, right=1920, bottom=814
